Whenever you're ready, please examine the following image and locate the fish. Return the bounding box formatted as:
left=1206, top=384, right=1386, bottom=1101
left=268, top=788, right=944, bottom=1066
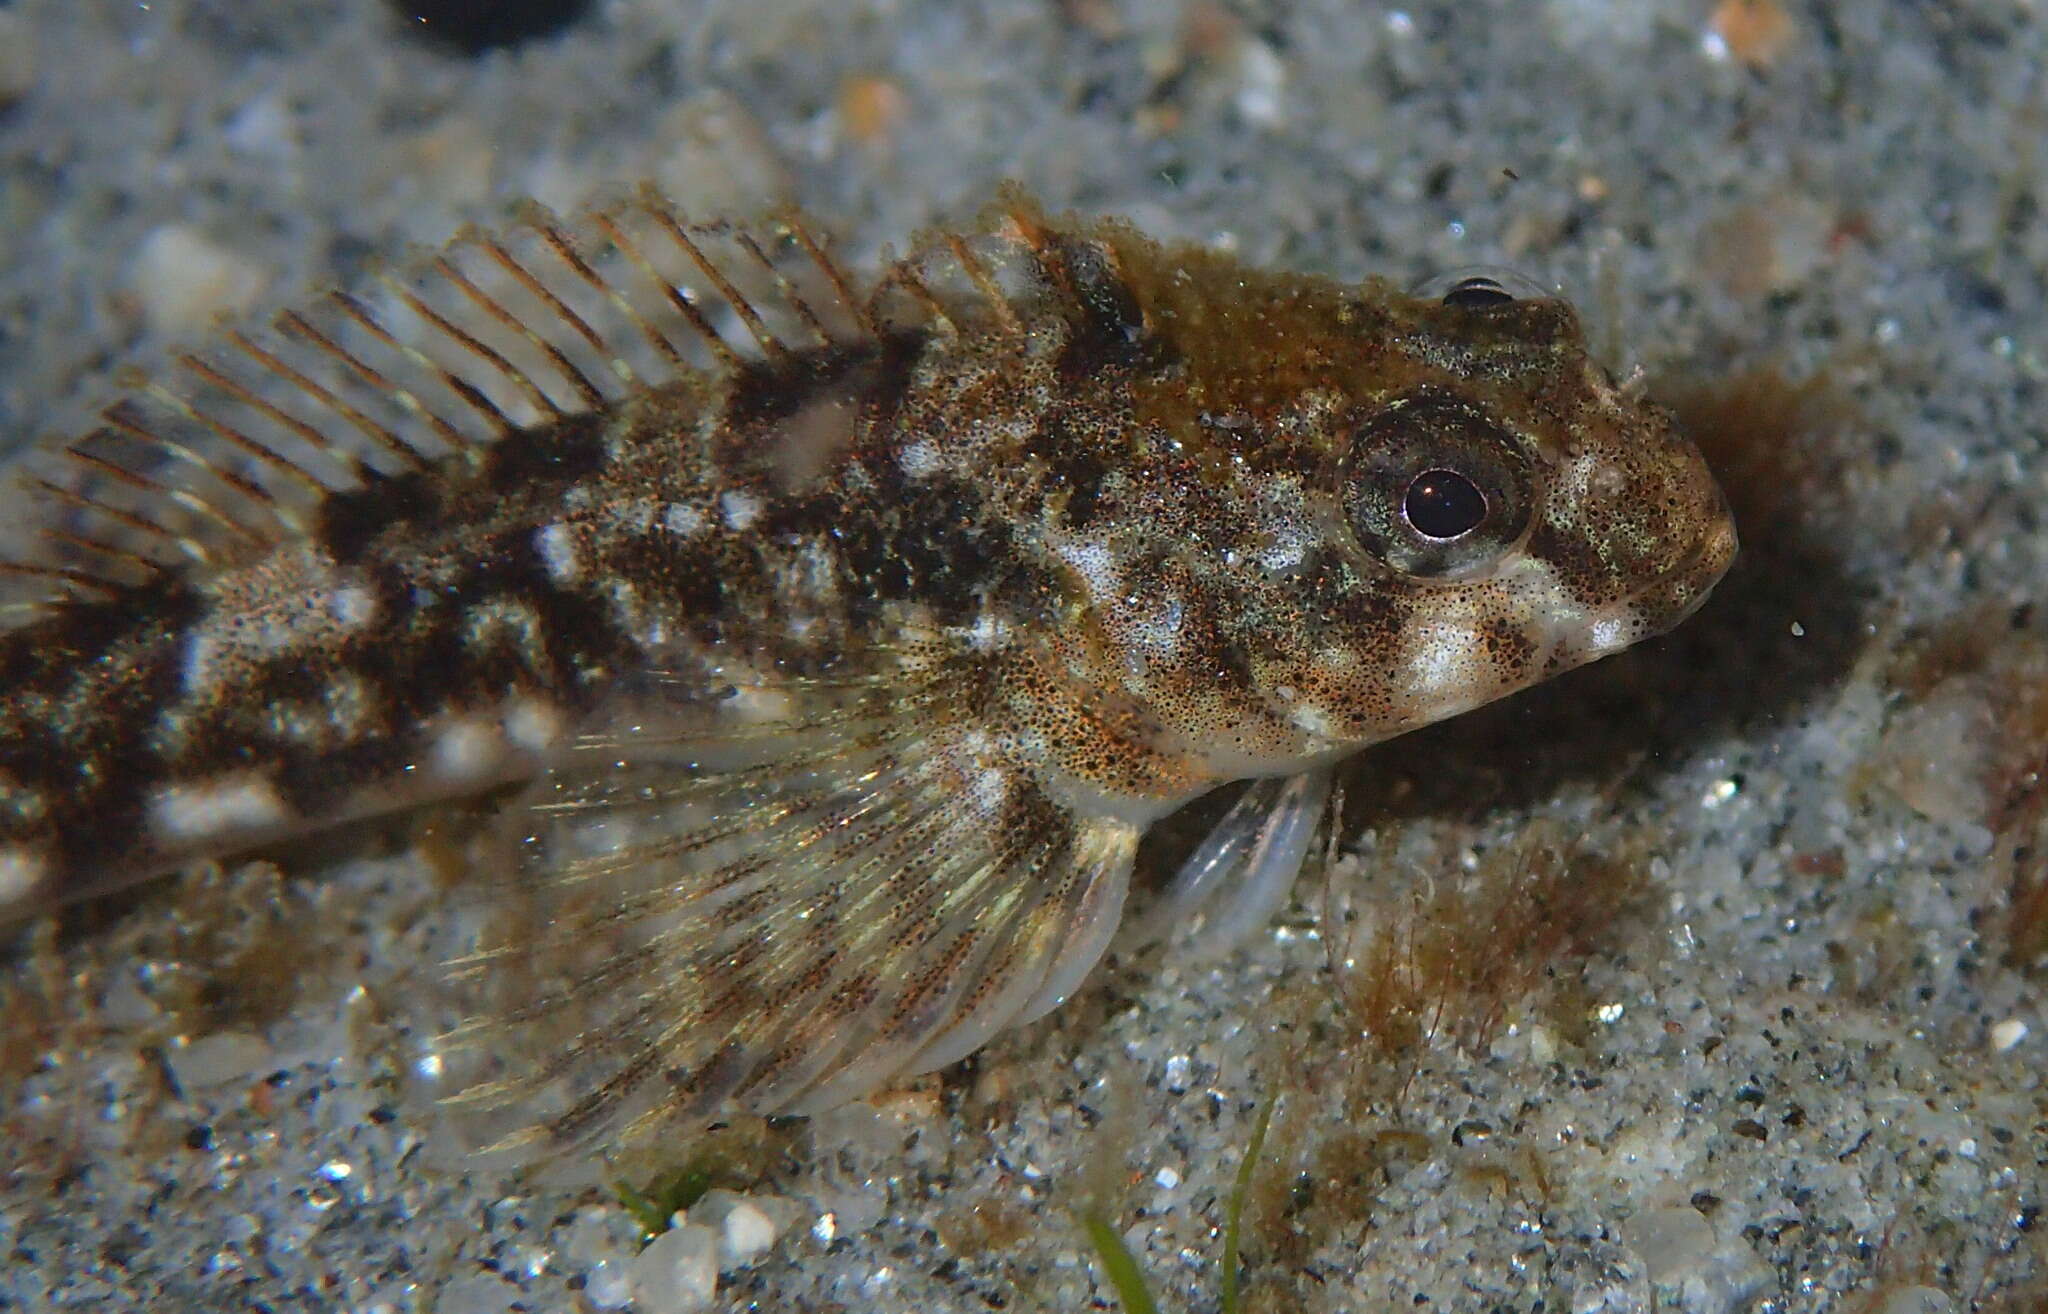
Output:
left=0, top=186, right=1735, bottom=1157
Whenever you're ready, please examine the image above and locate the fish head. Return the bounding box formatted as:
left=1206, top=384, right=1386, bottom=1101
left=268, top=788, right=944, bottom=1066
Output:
left=1316, top=282, right=1740, bottom=734
left=1067, top=235, right=1738, bottom=781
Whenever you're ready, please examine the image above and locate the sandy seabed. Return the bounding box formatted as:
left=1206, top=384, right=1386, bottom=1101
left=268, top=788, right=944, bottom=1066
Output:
left=0, top=3, right=2041, bottom=1311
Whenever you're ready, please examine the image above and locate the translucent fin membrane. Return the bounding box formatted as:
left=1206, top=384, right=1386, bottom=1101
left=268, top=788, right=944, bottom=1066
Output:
left=1126, top=766, right=1333, bottom=959
left=0, top=194, right=877, bottom=625
left=439, top=662, right=1141, bottom=1159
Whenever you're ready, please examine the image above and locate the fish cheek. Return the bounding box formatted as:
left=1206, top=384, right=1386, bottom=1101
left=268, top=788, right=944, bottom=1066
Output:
left=1478, top=613, right=1541, bottom=687
left=1525, top=518, right=1621, bottom=614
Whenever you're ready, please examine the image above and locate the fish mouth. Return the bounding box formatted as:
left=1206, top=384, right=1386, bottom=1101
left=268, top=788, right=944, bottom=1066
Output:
left=1538, top=510, right=1738, bottom=673
left=1626, top=509, right=1740, bottom=637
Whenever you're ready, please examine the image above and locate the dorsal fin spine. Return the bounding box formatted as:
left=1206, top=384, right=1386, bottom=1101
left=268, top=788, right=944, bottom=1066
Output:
left=781, top=213, right=876, bottom=340
left=432, top=252, right=605, bottom=412
left=1001, top=203, right=1089, bottom=322
left=30, top=474, right=204, bottom=566
left=174, top=352, right=371, bottom=486
left=471, top=231, right=622, bottom=381
left=944, top=232, right=1024, bottom=338
left=223, top=326, right=427, bottom=473
left=880, top=261, right=959, bottom=334
left=588, top=209, right=741, bottom=371
left=100, top=402, right=284, bottom=533
left=643, top=202, right=789, bottom=362
left=526, top=211, right=687, bottom=374
left=328, top=290, right=513, bottom=436
left=276, top=306, right=473, bottom=451
left=60, top=446, right=245, bottom=558
left=145, top=377, right=329, bottom=512
left=734, top=228, right=838, bottom=351
left=377, top=272, right=561, bottom=425
left=35, top=525, right=161, bottom=582
left=0, top=559, right=119, bottom=600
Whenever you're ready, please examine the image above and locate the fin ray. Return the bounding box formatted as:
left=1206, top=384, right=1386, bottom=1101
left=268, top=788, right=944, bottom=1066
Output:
left=1126, top=767, right=1334, bottom=958
left=0, top=191, right=894, bottom=624
left=443, top=661, right=1140, bottom=1158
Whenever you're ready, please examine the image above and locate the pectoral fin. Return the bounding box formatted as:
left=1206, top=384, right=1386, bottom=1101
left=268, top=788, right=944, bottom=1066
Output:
left=442, top=674, right=1139, bottom=1158
left=1125, top=766, right=1333, bottom=959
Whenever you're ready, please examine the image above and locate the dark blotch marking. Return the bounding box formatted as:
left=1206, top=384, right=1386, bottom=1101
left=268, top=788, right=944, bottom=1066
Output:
left=485, top=409, right=609, bottom=493
left=723, top=344, right=880, bottom=434
left=1029, top=412, right=1113, bottom=531
left=0, top=583, right=203, bottom=882
left=848, top=335, right=922, bottom=446
left=1053, top=235, right=1150, bottom=368
left=1207, top=629, right=1260, bottom=691
left=319, top=470, right=442, bottom=563
left=1525, top=520, right=1608, bottom=601
left=714, top=335, right=924, bottom=486
left=606, top=529, right=731, bottom=637
left=1481, top=617, right=1536, bottom=673
left=319, top=412, right=608, bottom=563
left=812, top=471, right=1014, bottom=627
left=0, top=580, right=200, bottom=691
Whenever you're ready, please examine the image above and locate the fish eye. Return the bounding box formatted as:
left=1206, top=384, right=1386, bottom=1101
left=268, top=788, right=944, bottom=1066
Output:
left=1412, top=266, right=1556, bottom=309
left=1441, top=276, right=1515, bottom=308
left=1403, top=468, right=1488, bottom=539
left=1340, top=392, right=1534, bottom=578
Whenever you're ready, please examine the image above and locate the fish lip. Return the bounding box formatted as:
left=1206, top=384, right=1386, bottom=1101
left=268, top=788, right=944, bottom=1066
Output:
left=1629, top=510, right=1739, bottom=632
left=1543, top=512, right=1738, bottom=670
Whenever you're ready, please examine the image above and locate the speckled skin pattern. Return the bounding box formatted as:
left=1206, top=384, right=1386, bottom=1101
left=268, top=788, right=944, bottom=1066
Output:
left=0, top=194, right=1732, bottom=1154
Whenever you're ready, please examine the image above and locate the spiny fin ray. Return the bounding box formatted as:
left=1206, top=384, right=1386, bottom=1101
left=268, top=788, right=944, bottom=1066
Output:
left=0, top=189, right=978, bottom=625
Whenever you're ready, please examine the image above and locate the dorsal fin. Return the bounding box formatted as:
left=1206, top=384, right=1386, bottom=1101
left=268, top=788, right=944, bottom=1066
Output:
left=868, top=194, right=1079, bottom=342
left=861, top=189, right=1153, bottom=365
left=0, top=187, right=1131, bottom=630
left=0, top=192, right=884, bottom=626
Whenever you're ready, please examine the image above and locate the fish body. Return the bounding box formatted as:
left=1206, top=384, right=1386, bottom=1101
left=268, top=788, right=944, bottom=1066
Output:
left=0, top=192, right=1733, bottom=1152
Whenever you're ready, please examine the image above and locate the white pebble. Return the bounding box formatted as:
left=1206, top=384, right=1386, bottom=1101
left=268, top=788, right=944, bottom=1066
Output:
left=720, top=490, right=762, bottom=531
left=581, top=1257, right=634, bottom=1309
left=533, top=522, right=580, bottom=582
left=128, top=224, right=270, bottom=338
left=148, top=774, right=287, bottom=841
left=717, top=1202, right=777, bottom=1267
left=165, top=1031, right=275, bottom=1090
left=1232, top=40, right=1287, bottom=128
left=687, top=1189, right=793, bottom=1268
left=1990, top=1018, right=2028, bottom=1051
left=630, top=1222, right=718, bottom=1313
left=0, top=846, right=47, bottom=905
left=1631, top=1206, right=1715, bottom=1286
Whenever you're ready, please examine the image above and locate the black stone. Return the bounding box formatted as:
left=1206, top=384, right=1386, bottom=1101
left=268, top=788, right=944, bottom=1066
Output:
left=388, top=0, right=594, bottom=56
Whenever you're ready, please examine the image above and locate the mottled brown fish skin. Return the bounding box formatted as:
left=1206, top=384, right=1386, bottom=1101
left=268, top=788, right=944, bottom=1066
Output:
left=0, top=196, right=1732, bottom=1146
left=0, top=207, right=1732, bottom=904
left=0, top=336, right=905, bottom=893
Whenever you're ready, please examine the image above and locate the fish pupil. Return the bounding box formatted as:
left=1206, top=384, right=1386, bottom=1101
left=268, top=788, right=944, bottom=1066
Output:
left=1403, top=468, right=1488, bottom=539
